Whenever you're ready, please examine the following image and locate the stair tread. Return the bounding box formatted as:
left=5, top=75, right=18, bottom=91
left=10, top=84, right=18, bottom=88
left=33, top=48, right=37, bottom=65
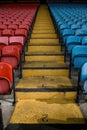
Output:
left=10, top=100, right=84, bottom=124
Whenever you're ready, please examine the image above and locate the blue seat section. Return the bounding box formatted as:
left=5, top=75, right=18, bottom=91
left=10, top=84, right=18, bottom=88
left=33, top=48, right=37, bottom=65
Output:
left=49, top=3, right=87, bottom=49
left=72, top=46, right=87, bottom=68
left=66, top=36, right=81, bottom=54
left=49, top=3, right=87, bottom=82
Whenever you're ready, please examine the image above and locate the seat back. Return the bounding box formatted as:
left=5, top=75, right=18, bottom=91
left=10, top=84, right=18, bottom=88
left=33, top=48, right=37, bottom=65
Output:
left=9, top=36, right=24, bottom=51
left=0, top=62, right=13, bottom=83
left=72, top=46, right=87, bottom=68
left=80, top=62, right=87, bottom=82
left=1, top=46, right=20, bottom=68
left=66, top=36, right=81, bottom=54
left=2, top=29, right=14, bottom=36
left=82, top=36, right=87, bottom=45
left=0, top=36, right=9, bottom=50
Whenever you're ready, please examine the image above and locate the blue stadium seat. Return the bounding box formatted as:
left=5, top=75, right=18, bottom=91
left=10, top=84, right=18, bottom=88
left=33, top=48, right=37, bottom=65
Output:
left=66, top=36, right=81, bottom=54
left=69, top=46, right=87, bottom=78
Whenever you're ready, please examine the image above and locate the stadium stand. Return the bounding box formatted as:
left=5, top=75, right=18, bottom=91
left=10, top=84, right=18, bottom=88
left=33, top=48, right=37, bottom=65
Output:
left=0, top=1, right=87, bottom=130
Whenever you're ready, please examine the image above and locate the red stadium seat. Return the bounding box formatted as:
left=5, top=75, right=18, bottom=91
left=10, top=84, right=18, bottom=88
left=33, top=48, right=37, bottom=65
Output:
left=0, top=36, right=9, bottom=50
left=8, top=24, right=18, bottom=30
left=0, top=24, right=7, bottom=30
left=15, top=29, right=27, bottom=42
left=1, top=46, right=22, bottom=78
left=9, top=36, right=24, bottom=51
left=2, top=29, right=14, bottom=36
left=18, top=24, right=29, bottom=32
left=0, top=62, right=15, bottom=104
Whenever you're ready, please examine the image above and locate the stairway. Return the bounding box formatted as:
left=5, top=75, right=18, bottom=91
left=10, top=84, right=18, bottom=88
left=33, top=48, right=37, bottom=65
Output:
left=6, top=5, right=85, bottom=130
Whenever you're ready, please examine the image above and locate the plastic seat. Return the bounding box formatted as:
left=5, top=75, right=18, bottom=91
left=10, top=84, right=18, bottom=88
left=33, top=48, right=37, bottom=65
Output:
left=71, top=24, right=81, bottom=30
left=75, top=29, right=87, bottom=38
left=83, top=80, right=87, bottom=94
left=9, top=36, right=24, bottom=51
left=66, top=36, right=81, bottom=54
left=8, top=24, right=18, bottom=30
left=0, top=24, right=7, bottom=30
left=0, top=36, right=9, bottom=50
left=62, top=29, right=75, bottom=43
left=2, top=29, right=14, bottom=36
left=15, top=29, right=27, bottom=42
left=1, top=46, right=22, bottom=78
left=69, top=46, right=87, bottom=78
left=18, top=24, right=29, bottom=32
left=82, top=36, right=87, bottom=45
left=78, top=62, right=87, bottom=94
left=0, top=62, right=15, bottom=104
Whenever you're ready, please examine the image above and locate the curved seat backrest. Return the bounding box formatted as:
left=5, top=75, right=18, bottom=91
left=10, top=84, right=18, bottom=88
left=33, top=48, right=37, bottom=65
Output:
left=9, top=36, right=24, bottom=46
left=0, top=62, right=13, bottom=83
left=62, top=29, right=75, bottom=36
left=2, top=45, right=20, bottom=62
left=82, top=36, right=87, bottom=45
left=72, top=46, right=87, bottom=68
left=15, top=29, right=27, bottom=37
left=0, top=36, right=9, bottom=45
left=66, top=36, right=81, bottom=46
left=2, top=29, right=14, bottom=36
left=80, top=62, right=87, bottom=82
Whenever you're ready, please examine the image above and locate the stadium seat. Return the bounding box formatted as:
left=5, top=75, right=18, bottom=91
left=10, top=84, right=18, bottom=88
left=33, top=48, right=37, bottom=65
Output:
left=9, top=36, right=25, bottom=51
left=78, top=62, right=87, bottom=96
left=0, top=36, right=9, bottom=50
left=8, top=24, right=18, bottom=30
left=69, top=46, right=87, bottom=78
left=2, top=29, right=14, bottom=36
left=0, top=62, right=15, bottom=104
left=1, top=46, right=22, bottom=78
left=65, top=36, right=81, bottom=54
left=15, top=29, right=28, bottom=42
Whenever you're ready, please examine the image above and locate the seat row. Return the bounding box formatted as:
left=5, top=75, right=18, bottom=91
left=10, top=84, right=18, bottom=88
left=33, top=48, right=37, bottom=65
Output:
left=0, top=4, right=39, bottom=104
left=49, top=3, right=87, bottom=97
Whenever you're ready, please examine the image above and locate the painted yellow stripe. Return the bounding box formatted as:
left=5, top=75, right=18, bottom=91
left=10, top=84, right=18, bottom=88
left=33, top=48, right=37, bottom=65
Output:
left=34, top=23, right=53, bottom=26
left=16, top=76, right=72, bottom=89
left=33, top=26, right=54, bottom=30
left=25, top=56, right=64, bottom=62
left=32, top=30, right=55, bottom=34
left=23, top=69, right=69, bottom=77
left=31, top=34, right=57, bottom=39
left=28, top=46, right=61, bottom=52
left=35, top=22, right=53, bottom=24
left=30, top=39, right=59, bottom=44
left=33, top=28, right=55, bottom=31
left=16, top=92, right=76, bottom=102
left=10, top=100, right=84, bottom=124
left=23, top=61, right=66, bottom=68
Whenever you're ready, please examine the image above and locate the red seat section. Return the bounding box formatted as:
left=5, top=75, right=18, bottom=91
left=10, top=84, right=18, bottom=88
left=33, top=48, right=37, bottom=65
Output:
left=0, top=36, right=9, bottom=50
left=2, top=29, right=14, bottom=36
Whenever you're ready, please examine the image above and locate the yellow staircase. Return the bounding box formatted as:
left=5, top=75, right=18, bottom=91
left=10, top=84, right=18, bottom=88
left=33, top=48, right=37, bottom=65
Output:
left=7, top=5, right=86, bottom=130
